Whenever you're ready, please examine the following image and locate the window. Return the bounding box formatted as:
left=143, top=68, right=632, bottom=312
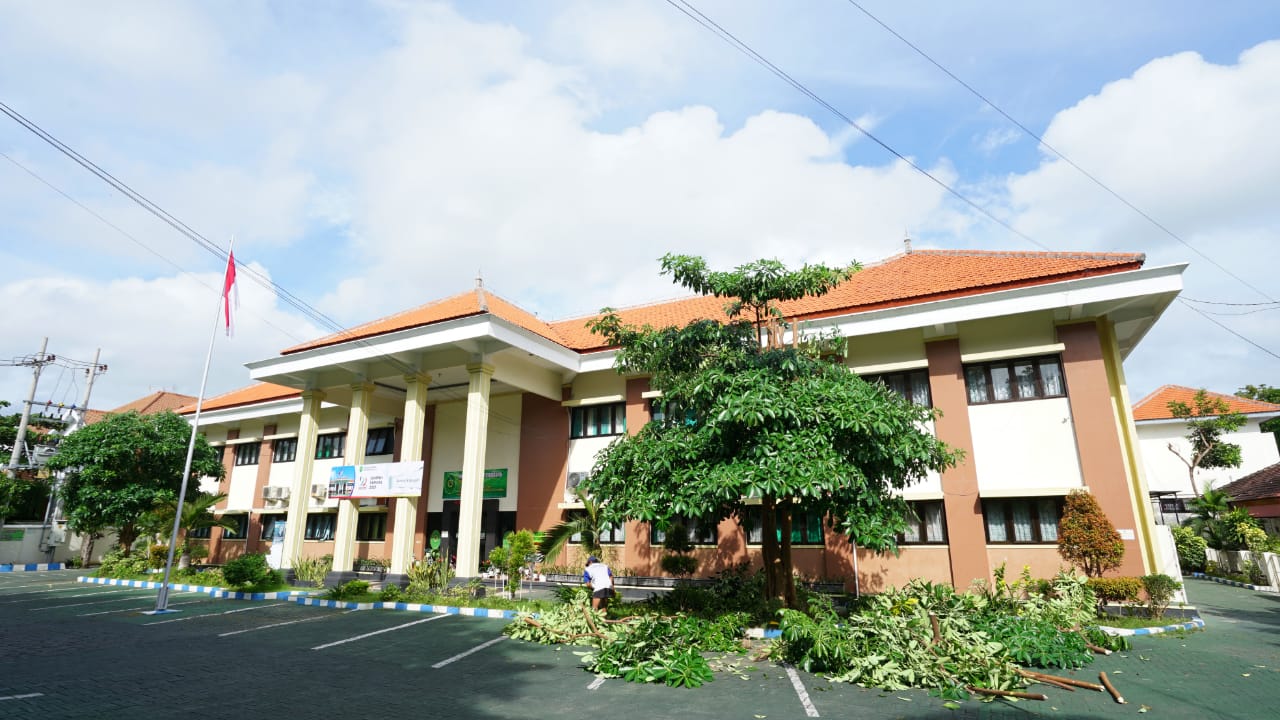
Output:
left=366, top=427, right=395, bottom=456
left=650, top=516, right=718, bottom=545
left=569, top=403, right=626, bottom=439
left=964, top=355, right=1065, bottom=405
left=217, top=445, right=228, bottom=465
left=863, top=369, right=932, bottom=407
left=305, top=513, right=336, bottom=541
left=565, top=513, right=625, bottom=545
left=272, top=438, right=297, bottom=463
left=982, top=497, right=1063, bottom=544
left=899, top=501, right=947, bottom=544
left=356, top=512, right=387, bottom=541
left=259, top=514, right=283, bottom=541
left=1159, top=497, right=1188, bottom=514
left=650, top=399, right=697, bottom=426
left=222, top=514, right=249, bottom=540
left=315, top=433, right=346, bottom=460
left=188, top=526, right=212, bottom=539
left=743, top=507, right=825, bottom=545
left=233, top=443, right=260, bottom=466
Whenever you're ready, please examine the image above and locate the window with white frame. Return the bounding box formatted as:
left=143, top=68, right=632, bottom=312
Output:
left=898, top=501, right=947, bottom=544
left=982, top=497, right=1063, bottom=544
left=863, top=369, right=932, bottom=407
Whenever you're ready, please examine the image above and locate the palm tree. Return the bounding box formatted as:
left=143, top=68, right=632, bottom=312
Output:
left=145, top=492, right=236, bottom=569
left=538, top=490, right=611, bottom=566
left=1187, top=487, right=1232, bottom=550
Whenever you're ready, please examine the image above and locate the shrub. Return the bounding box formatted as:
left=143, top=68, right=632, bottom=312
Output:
left=1171, top=525, right=1207, bottom=572
left=488, top=529, right=538, bottom=595
left=1140, top=574, right=1181, bottom=619
left=1087, top=577, right=1143, bottom=606
left=1057, top=490, right=1124, bottom=577
left=660, top=554, right=698, bottom=577
left=223, top=553, right=276, bottom=588
left=293, top=554, right=332, bottom=588
left=324, top=579, right=371, bottom=601
left=96, top=548, right=149, bottom=578
left=406, top=553, right=453, bottom=599
left=148, top=544, right=171, bottom=569
left=187, top=543, right=210, bottom=565
left=379, top=584, right=405, bottom=602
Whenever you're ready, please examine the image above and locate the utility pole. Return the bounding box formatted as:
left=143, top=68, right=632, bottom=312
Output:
left=39, top=350, right=106, bottom=558
left=6, top=337, right=55, bottom=472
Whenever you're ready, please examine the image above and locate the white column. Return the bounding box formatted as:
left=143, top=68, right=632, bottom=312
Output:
left=331, top=382, right=373, bottom=574
left=390, top=373, right=429, bottom=575
left=455, top=363, right=493, bottom=578
left=284, top=389, right=325, bottom=568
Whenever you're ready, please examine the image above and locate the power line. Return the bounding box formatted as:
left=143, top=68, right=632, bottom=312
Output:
left=665, top=0, right=1050, bottom=251
left=1178, top=299, right=1280, bottom=361
left=1180, top=296, right=1280, bottom=307
left=842, top=0, right=1276, bottom=304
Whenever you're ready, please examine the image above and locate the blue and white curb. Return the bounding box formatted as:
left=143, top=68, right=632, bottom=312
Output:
left=76, top=576, right=311, bottom=600
left=0, top=562, right=65, bottom=572
left=745, top=627, right=783, bottom=639
left=1099, top=617, right=1205, bottom=636
left=297, top=596, right=521, bottom=618
left=1190, top=572, right=1276, bottom=592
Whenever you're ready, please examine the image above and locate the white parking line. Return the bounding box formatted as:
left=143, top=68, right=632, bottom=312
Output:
left=78, top=599, right=204, bottom=617
left=219, top=614, right=327, bottom=637
left=587, top=676, right=606, bottom=690
left=312, top=613, right=451, bottom=650
left=431, top=636, right=507, bottom=668
left=2, top=588, right=135, bottom=602
left=0, top=693, right=44, bottom=702
left=28, top=595, right=160, bottom=611
left=143, top=602, right=286, bottom=626
left=783, top=663, right=820, bottom=717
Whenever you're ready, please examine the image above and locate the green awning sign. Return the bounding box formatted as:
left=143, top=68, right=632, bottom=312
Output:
left=442, top=468, right=508, bottom=499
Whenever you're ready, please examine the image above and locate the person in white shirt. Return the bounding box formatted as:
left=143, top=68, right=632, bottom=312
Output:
left=581, top=556, right=614, bottom=610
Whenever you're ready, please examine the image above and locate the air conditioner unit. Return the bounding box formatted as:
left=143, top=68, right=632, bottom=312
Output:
left=310, top=482, right=328, bottom=498
left=261, top=486, right=278, bottom=500
left=277, top=486, right=291, bottom=500
left=566, top=472, right=587, bottom=490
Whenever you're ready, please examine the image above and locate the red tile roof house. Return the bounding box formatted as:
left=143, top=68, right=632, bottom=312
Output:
left=1218, top=463, right=1280, bottom=535
left=1133, top=386, right=1280, bottom=524
left=180, top=249, right=1185, bottom=591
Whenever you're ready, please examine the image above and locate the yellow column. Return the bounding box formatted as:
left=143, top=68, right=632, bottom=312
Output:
left=1099, top=320, right=1159, bottom=574
left=390, top=373, right=429, bottom=575
left=331, top=382, right=374, bottom=575
left=455, top=363, right=494, bottom=578
left=284, top=389, right=325, bottom=568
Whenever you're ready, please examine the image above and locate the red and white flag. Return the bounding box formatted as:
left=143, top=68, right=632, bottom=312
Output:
left=222, top=250, right=238, bottom=337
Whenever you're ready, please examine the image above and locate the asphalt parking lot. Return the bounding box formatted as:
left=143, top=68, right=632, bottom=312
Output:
left=2, top=570, right=1277, bottom=719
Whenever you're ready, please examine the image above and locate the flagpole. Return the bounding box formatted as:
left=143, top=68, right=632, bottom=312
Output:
left=151, top=239, right=235, bottom=613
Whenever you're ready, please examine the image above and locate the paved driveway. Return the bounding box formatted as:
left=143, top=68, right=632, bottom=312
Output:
left=1, top=571, right=1276, bottom=719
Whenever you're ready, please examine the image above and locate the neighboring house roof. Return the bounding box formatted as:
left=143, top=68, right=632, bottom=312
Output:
left=1132, top=385, right=1280, bottom=422
left=284, top=249, right=1146, bottom=355
left=81, top=390, right=197, bottom=425
left=1219, top=462, right=1280, bottom=502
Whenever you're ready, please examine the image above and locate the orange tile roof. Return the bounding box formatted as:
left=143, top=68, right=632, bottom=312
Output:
left=282, top=288, right=567, bottom=355
left=1219, top=462, right=1280, bottom=502
left=177, top=383, right=301, bottom=414
left=1132, top=385, right=1280, bottom=421
left=552, top=249, right=1146, bottom=350
left=110, top=390, right=197, bottom=416
left=280, top=249, right=1145, bottom=355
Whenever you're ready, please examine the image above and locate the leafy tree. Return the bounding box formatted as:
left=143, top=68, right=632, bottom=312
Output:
left=489, top=529, right=538, bottom=595
left=140, top=492, right=235, bottom=569
left=580, top=254, right=961, bottom=608
left=1, top=400, right=56, bottom=529
left=1057, top=490, right=1124, bottom=577
left=537, top=489, right=609, bottom=566
left=1166, top=389, right=1245, bottom=498
left=43, top=411, right=224, bottom=555
left=1236, top=383, right=1280, bottom=451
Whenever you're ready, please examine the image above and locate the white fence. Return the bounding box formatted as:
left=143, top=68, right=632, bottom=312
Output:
left=1205, top=547, right=1280, bottom=589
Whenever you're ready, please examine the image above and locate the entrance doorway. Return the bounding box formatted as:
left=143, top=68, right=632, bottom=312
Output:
left=433, top=500, right=516, bottom=568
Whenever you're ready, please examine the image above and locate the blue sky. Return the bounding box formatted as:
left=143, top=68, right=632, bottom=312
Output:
left=1, top=0, right=1278, bottom=411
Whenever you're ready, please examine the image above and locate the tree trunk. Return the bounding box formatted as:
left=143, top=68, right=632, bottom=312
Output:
left=80, top=533, right=97, bottom=567
left=117, top=524, right=138, bottom=555
left=761, top=495, right=782, bottom=604
left=778, top=498, right=797, bottom=608
left=1189, top=467, right=1201, bottom=498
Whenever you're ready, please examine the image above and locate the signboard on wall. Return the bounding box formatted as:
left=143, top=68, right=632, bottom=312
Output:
left=328, top=461, right=424, bottom=499
left=442, top=468, right=508, bottom=499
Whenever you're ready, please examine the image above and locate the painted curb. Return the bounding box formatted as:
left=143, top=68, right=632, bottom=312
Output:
left=745, top=627, right=783, bottom=639
left=1098, top=617, right=1205, bottom=636
left=1190, top=573, right=1277, bottom=593
left=0, top=562, right=65, bottom=572
left=75, top=576, right=311, bottom=600
left=295, top=597, right=521, bottom=618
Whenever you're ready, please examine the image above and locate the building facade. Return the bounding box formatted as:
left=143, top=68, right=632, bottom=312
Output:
left=183, top=249, right=1183, bottom=591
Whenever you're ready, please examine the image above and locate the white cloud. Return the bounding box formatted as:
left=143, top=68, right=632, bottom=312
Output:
left=975, top=127, right=1021, bottom=154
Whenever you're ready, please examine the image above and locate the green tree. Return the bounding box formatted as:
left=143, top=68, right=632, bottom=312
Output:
left=140, top=492, right=235, bottom=569
left=580, top=254, right=961, bottom=608
left=44, top=411, right=224, bottom=555
left=537, top=488, right=610, bottom=566
left=1166, top=389, right=1245, bottom=498
left=1236, top=383, right=1280, bottom=451
left=1057, top=490, right=1124, bottom=577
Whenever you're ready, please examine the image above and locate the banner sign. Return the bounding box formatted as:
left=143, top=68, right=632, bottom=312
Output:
left=329, top=461, right=424, bottom=499
left=442, top=468, right=508, bottom=499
